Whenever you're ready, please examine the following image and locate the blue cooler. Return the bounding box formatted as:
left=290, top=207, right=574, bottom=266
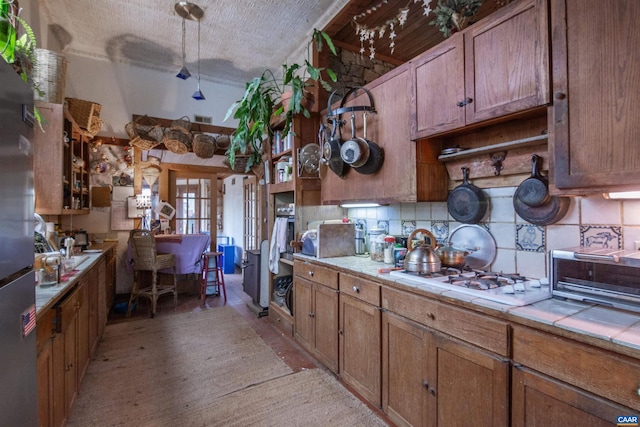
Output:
left=217, top=236, right=235, bottom=274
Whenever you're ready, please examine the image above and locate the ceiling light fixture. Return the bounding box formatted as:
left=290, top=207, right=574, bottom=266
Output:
left=192, top=18, right=205, bottom=100
left=174, top=2, right=205, bottom=98
left=176, top=14, right=190, bottom=79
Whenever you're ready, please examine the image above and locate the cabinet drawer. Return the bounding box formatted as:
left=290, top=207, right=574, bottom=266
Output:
left=36, top=309, right=56, bottom=353
left=294, top=260, right=338, bottom=290
left=269, top=304, right=293, bottom=337
left=382, top=286, right=509, bottom=356
left=513, top=325, right=640, bottom=410
left=339, top=273, right=381, bottom=306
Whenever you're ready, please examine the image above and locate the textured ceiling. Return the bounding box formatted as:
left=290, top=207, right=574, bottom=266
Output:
left=39, top=0, right=350, bottom=86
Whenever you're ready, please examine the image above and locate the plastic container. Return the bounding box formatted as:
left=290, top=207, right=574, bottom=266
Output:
left=383, top=236, right=396, bottom=264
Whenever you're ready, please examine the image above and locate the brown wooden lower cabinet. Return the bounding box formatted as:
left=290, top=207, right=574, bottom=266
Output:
left=512, top=366, right=630, bottom=426
left=293, top=276, right=339, bottom=373
left=339, top=293, right=381, bottom=407
left=381, top=311, right=509, bottom=427
left=37, top=251, right=114, bottom=427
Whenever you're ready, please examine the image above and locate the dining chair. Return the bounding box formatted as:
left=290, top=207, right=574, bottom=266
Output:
left=127, top=229, right=178, bottom=317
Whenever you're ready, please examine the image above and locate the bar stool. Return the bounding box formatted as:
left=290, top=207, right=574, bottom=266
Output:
left=200, top=251, right=226, bottom=302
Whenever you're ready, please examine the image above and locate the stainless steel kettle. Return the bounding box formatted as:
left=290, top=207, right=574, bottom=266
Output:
left=404, top=228, right=441, bottom=273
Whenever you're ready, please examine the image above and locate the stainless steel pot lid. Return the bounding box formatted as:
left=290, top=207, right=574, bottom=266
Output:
left=448, top=224, right=496, bottom=270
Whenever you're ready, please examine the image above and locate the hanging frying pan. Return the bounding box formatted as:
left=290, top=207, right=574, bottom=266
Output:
left=513, top=193, right=570, bottom=226
left=353, top=112, right=384, bottom=175
left=515, top=154, right=549, bottom=207
left=340, top=112, right=370, bottom=167
left=447, top=167, right=489, bottom=224
left=321, top=117, right=348, bottom=178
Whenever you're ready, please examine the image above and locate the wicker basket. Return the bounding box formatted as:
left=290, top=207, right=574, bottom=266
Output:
left=192, top=133, right=217, bottom=159
left=216, top=134, right=231, bottom=151
left=66, top=98, right=102, bottom=130
left=81, top=116, right=103, bottom=138
left=170, top=116, right=191, bottom=134
left=164, top=129, right=192, bottom=154
left=33, top=49, right=67, bottom=104
left=223, top=154, right=252, bottom=173
left=125, top=116, right=163, bottom=150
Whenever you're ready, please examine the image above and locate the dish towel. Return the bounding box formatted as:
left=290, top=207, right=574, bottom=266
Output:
left=269, top=217, right=289, bottom=274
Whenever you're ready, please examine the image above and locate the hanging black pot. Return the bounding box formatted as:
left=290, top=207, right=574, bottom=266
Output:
left=320, top=117, right=348, bottom=178
left=513, top=194, right=570, bottom=226
left=515, top=154, right=550, bottom=207
left=447, top=167, right=489, bottom=224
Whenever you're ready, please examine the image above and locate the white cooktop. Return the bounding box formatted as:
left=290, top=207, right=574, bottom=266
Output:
left=389, top=270, right=552, bottom=307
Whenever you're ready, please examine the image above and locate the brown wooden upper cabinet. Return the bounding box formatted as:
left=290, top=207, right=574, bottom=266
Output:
left=550, top=0, right=640, bottom=193
left=411, top=0, right=550, bottom=140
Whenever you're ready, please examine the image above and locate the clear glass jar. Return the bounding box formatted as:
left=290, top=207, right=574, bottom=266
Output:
left=368, top=228, right=385, bottom=262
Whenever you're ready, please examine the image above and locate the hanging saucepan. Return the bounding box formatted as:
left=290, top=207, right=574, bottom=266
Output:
left=340, top=113, right=370, bottom=167
left=513, top=193, right=570, bottom=226
left=321, top=116, right=348, bottom=178
left=447, top=167, right=489, bottom=224
left=515, top=154, right=549, bottom=207
left=353, top=112, right=384, bottom=175
left=404, top=228, right=442, bottom=274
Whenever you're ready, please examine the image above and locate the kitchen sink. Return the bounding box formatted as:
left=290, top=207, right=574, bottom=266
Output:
left=71, top=254, right=90, bottom=268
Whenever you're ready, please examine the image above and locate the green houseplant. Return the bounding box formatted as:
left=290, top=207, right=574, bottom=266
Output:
left=224, top=29, right=337, bottom=172
left=430, top=0, right=484, bottom=38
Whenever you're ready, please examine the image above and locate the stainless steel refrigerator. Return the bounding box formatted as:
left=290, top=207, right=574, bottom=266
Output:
left=0, top=62, right=38, bottom=426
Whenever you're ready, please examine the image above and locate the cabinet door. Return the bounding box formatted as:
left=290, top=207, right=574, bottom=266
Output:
left=77, top=281, right=90, bottom=385
left=382, top=312, right=432, bottom=427
left=52, top=329, right=66, bottom=427
left=97, top=258, right=108, bottom=337
left=465, top=0, right=549, bottom=124
left=37, top=339, right=54, bottom=427
left=339, top=294, right=381, bottom=406
left=62, top=312, right=77, bottom=417
left=293, top=277, right=314, bottom=354
left=512, top=366, right=629, bottom=426
left=551, top=0, right=640, bottom=191
left=412, top=33, right=465, bottom=139
left=434, top=335, right=510, bottom=427
left=312, top=282, right=338, bottom=373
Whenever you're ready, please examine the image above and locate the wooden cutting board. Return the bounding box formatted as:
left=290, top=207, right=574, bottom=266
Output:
left=317, top=223, right=355, bottom=258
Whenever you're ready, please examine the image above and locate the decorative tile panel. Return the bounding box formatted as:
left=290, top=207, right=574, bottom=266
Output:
left=580, top=225, right=622, bottom=249
left=377, top=220, right=389, bottom=234
left=431, top=221, right=449, bottom=244
left=516, top=224, right=545, bottom=253
left=401, top=220, right=416, bottom=236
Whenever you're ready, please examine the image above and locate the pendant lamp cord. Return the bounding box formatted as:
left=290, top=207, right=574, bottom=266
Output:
left=181, top=18, right=187, bottom=67
left=196, top=19, right=201, bottom=86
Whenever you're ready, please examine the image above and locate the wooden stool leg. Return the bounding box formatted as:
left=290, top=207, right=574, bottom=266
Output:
left=217, top=254, right=227, bottom=303
left=127, top=272, right=139, bottom=318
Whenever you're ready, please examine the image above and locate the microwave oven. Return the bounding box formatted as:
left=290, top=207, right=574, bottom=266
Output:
left=551, top=247, right=640, bottom=313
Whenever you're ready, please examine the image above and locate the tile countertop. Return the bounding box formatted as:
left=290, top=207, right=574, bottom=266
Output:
left=35, top=243, right=116, bottom=319
left=293, top=254, right=640, bottom=357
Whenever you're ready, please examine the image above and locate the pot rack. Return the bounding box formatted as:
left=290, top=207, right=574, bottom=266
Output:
left=326, top=86, right=376, bottom=120
left=438, top=134, right=548, bottom=176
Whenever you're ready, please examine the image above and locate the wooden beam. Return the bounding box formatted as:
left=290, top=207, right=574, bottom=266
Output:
left=132, top=114, right=236, bottom=136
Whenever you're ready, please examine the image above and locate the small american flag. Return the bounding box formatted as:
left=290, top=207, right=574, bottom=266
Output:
left=21, top=305, right=36, bottom=338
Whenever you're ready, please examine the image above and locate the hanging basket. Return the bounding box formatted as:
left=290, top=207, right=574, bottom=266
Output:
left=223, top=155, right=251, bottom=174
left=33, top=49, right=68, bottom=104
left=170, top=115, right=191, bottom=134
left=163, top=129, right=193, bottom=154
left=125, top=116, right=164, bottom=150
left=192, top=133, right=217, bottom=159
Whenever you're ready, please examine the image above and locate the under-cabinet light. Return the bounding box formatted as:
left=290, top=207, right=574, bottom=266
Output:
left=603, top=191, right=640, bottom=200
left=340, top=203, right=384, bottom=208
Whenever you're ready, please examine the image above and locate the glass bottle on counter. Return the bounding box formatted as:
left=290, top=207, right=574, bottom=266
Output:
left=383, top=236, right=396, bottom=264
left=368, top=228, right=385, bottom=262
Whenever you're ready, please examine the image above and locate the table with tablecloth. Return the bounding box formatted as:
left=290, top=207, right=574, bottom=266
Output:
left=127, top=233, right=211, bottom=275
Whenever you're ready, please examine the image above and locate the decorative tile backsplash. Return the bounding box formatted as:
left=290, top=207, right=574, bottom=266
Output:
left=347, top=188, right=640, bottom=279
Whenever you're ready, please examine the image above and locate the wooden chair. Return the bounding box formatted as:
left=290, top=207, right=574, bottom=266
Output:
left=127, top=229, right=178, bottom=317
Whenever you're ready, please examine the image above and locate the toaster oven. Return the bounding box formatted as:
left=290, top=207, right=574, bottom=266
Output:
left=551, top=247, right=640, bottom=313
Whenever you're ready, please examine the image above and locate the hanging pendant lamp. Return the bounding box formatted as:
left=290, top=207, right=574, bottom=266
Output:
left=192, top=18, right=205, bottom=100
left=176, top=17, right=190, bottom=79
left=174, top=2, right=204, bottom=81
